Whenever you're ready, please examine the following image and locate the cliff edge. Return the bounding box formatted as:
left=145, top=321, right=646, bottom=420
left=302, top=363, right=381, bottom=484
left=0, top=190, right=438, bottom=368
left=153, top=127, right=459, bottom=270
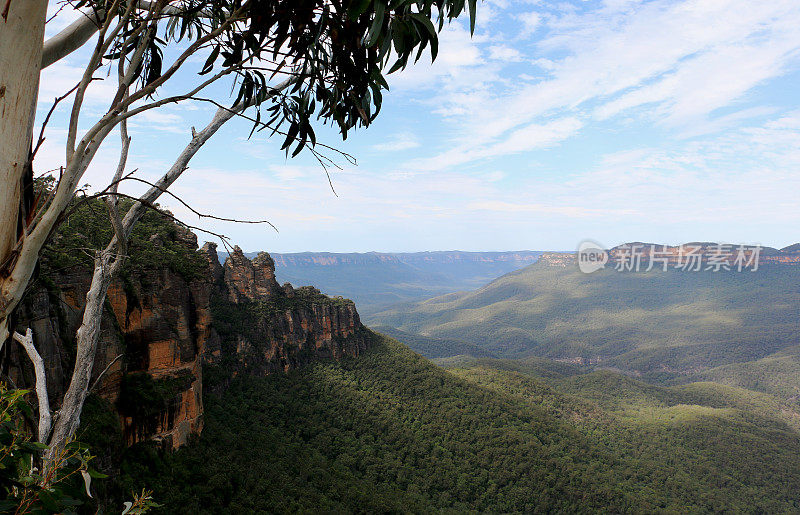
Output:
left=2, top=206, right=370, bottom=450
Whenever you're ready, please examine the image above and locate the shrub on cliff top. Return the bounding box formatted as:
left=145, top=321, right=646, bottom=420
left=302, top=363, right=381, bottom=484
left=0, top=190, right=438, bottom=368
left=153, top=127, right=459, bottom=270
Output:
left=42, top=197, right=208, bottom=284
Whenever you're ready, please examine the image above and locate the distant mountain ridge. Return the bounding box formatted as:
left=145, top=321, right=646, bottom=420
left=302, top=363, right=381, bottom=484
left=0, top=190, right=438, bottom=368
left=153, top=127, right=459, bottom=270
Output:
left=256, top=250, right=543, bottom=267
left=219, top=250, right=546, bottom=314
left=368, top=248, right=800, bottom=388
left=539, top=241, right=800, bottom=267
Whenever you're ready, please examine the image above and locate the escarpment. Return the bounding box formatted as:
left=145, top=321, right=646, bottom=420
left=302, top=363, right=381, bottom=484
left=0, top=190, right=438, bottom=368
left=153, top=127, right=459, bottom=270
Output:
left=3, top=224, right=213, bottom=449
left=204, top=244, right=371, bottom=376
left=2, top=209, right=370, bottom=451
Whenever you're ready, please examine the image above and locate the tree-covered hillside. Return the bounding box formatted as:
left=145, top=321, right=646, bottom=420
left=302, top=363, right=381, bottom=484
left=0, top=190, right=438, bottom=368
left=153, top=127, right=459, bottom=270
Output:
left=367, top=261, right=800, bottom=384
left=117, top=334, right=800, bottom=513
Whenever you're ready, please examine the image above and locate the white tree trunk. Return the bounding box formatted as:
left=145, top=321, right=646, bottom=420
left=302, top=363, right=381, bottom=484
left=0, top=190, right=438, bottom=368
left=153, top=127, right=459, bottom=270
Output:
left=44, top=250, right=119, bottom=465
left=0, top=0, right=47, bottom=343
left=43, top=104, right=245, bottom=465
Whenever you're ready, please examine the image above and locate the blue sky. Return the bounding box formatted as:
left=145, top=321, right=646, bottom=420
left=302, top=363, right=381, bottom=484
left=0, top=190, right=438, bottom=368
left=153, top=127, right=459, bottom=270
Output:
left=37, top=0, right=800, bottom=252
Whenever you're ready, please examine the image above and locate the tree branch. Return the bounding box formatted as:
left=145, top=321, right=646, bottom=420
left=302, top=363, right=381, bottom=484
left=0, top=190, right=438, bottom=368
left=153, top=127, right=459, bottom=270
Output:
left=41, top=1, right=193, bottom=69
left=66, top=0, right=127, bottom=163
left=41, top=7, right=103, bottom=69
left=12, top=328, right=52, bottom=443
left=89, top=354, right=123, bottom=393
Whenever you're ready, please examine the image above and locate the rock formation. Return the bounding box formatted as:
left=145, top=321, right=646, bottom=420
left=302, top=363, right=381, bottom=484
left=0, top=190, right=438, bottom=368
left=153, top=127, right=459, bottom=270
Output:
left=3, top=226, right=214, bottom=449
left=222, top=246, right=282, bottom=303
left=208, top=244, right=370, bottom=376
left=3, top=224, right=370, bottom=451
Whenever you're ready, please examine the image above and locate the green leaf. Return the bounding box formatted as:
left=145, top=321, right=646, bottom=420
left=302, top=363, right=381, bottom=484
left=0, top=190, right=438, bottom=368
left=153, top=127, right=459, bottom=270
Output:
left=347, top=0, right=371, bottom=20
left=200, top=45, right=220, bottom=75
left=87, top=468, right=108, bottom=479
left=38, top=489, right=59, bottom=511
left=366, top=0, right=387, bottom=47
left=468, top=0, right=478, bottom=34
left=409, top=13, right=436, bottom=38
left=386, top=56, right=407, bottom=74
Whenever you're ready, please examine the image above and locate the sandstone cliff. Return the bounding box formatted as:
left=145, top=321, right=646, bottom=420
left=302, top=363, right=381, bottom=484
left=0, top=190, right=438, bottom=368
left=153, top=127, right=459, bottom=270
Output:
left=205, top=244, right=370, bottom=376
left=2, top=209, right=370, bottom=451
left=3, top=224, right=213, bottom=449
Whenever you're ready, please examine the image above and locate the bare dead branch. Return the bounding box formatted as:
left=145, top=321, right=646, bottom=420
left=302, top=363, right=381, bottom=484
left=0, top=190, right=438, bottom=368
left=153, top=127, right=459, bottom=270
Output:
left=113, top=176, right=278, bottom=231
left=12, top=328, right=52, bottom=443
left=31, top=81, right=83, bottom=160
left=105, top=52, right=132, bottom=256
left=94, top=191, right=236, bottom=252
left=89, top=354, right=123, bottom=393
left=188, top=95, right=357, bottom=167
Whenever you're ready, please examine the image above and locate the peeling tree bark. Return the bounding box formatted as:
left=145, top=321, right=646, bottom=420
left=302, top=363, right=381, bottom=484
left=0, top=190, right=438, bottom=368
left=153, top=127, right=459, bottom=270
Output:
left=0, top=1, right=47, bottom=344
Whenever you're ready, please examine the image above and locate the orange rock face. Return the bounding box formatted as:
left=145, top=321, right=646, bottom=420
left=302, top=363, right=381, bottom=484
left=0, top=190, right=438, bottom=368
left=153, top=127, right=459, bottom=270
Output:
left=210, top=244, right=371, bottom=376
left=104, top=266, right=213, bottom=448
left=6, top=229, right=217, bottom=450
left=6, top=236, right=370, bottom=452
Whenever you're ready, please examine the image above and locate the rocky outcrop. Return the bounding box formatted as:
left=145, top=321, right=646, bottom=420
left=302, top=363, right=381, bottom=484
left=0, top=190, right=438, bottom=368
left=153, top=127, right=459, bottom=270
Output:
left=3, top=226, right=213, bottom=449
left=222, top=246, right=281, bottom=303
left=209, top=245, right=371, bottom=376
left=3, top=229, right=370, bottom=451
left=537, top=252, right=576, bottom=267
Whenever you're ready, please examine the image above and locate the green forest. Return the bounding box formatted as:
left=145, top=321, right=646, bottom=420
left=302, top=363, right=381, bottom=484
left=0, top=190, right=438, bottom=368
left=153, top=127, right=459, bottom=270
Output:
left=368, top=260, right=800, bottom=387
left=109, top=333, right=800, bottom=513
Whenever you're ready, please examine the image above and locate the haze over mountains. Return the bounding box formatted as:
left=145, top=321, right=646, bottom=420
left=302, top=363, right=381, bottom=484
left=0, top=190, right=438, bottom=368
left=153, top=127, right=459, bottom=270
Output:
left=20, top=210, right=800, bottom=512
left=225, top=243, right=800, bottom=317
left=369, top=244, right=800, bottom=403
left=222, top=250, right=545, bottom=315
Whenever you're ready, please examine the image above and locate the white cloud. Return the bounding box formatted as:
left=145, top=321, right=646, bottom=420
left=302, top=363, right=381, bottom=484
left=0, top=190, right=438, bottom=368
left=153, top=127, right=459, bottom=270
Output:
left=468, top=200, right=635, bottom=218
left=517, top=11, right=542, bottom=36
left=372, top=133, right=421, bottom=152
left=407, top=117, right=581, bottom=171
left=128, top=109, right=191, bottom=134
left=388, top=23, right=486, bottom=92
left=158, top=110, right=800, bottom=250
left=392, top=0, right=800, bottom=173
left=488, top=45, right=523, bottom=62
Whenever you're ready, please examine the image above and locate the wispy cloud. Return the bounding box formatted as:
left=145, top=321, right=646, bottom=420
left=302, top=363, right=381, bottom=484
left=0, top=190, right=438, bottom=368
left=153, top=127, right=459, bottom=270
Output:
left=406, top=117, right=582, bottom=171
left=372, top=133, right=421, bottom=152
left=390, top=0, right=800, bottom=172
left=517, top=11, right=541, bottom=36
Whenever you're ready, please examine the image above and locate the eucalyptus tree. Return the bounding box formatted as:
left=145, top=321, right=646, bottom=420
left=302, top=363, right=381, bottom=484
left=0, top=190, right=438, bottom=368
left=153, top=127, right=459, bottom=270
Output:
left=0, top=0, right=478, bottom=469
